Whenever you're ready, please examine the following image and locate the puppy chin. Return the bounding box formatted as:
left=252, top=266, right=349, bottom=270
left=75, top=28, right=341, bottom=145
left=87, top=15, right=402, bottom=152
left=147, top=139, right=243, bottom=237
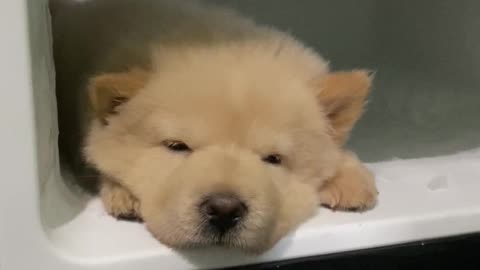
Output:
left=143, top=204, right=276, bottom=253
left=144, top=221, right=273, bottom=253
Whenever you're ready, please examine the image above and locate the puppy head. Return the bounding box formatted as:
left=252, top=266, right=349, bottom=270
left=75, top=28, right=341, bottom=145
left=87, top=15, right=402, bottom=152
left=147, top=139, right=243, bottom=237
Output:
left=84, top=40, right=372, bottom=252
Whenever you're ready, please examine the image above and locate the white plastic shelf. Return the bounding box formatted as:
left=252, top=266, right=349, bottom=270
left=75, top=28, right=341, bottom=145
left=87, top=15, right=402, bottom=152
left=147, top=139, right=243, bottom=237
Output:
left=46, top=149, right=480, bottom=269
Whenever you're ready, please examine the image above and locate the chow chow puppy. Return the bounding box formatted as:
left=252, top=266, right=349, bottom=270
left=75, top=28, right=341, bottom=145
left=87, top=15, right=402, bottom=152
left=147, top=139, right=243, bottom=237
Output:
left=51, top=0, right=377, bottom=253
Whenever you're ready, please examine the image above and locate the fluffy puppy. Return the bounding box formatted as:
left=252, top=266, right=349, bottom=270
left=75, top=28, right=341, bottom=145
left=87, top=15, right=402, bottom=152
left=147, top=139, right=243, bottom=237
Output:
left=51, top=0, right=377, bottom=253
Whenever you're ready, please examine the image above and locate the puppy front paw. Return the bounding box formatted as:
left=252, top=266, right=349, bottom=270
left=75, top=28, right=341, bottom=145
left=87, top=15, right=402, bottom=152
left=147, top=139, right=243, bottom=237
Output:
left=318, top=152, right=378, bottom=212
left=100, top=180, right=143, bottom=222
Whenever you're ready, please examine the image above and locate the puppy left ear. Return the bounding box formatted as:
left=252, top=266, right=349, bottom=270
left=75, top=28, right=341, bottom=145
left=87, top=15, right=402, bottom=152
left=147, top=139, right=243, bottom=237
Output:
left=315, top=70, right=373, bottom=145
left=87, top=68, right=148, bottom=124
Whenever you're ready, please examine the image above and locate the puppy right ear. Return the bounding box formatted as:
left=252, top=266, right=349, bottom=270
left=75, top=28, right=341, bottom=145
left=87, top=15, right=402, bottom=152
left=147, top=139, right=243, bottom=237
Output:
left=87, top=68, right=148, bottom=124
left=315, top=70, right=373, bottom=145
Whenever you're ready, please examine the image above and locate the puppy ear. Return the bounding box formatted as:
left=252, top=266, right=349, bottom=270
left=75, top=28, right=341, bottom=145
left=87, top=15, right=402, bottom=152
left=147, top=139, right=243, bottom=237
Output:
left=87, top=68, right=148, bottom=124
left=315, top=70, right=373, bottom=145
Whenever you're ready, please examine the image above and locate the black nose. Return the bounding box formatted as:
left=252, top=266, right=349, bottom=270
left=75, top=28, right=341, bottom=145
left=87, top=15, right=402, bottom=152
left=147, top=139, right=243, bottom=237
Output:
left=200, top=193, right=247, bottom=233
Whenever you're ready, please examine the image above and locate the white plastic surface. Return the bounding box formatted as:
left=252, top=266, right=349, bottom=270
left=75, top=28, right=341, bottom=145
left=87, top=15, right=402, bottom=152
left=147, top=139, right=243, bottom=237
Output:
left=1, top=0, right=480, bottom=269
left=47, top=149, right=480, bottom=269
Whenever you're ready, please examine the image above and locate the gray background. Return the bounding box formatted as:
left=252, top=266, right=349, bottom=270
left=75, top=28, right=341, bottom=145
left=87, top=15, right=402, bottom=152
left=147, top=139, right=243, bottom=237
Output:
left=208, top=0, right=480, bottom=161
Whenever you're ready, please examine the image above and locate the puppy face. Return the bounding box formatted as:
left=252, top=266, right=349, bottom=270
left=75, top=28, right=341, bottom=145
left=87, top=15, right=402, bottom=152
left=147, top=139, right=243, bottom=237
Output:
left=84, top=42, right=371, bottom=252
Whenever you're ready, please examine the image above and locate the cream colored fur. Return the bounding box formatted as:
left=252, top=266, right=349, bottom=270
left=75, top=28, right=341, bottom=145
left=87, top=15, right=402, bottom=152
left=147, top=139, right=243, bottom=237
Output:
left=52, top=0, right=377, bottom=253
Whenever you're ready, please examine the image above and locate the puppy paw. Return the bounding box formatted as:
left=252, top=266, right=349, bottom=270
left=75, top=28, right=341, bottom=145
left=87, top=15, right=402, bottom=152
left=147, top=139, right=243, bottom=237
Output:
left=100, top=180, right=143, bottom=222
left=318, top=152, right=378, bottom=212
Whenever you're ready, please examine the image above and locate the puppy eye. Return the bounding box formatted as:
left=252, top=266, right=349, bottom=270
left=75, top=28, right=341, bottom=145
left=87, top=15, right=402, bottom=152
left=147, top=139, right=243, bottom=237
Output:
left=163, top=140, right=192, bottom=152
left=262, top=154, right=282, bottom=165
